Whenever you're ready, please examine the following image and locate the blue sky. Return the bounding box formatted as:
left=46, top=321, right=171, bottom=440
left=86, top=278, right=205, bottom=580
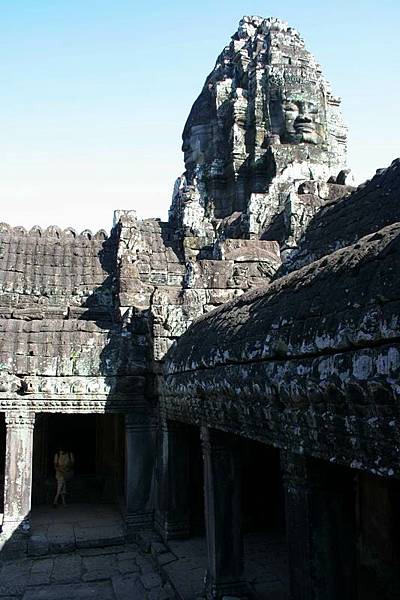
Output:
left=1, top=0, right=399, bottom=231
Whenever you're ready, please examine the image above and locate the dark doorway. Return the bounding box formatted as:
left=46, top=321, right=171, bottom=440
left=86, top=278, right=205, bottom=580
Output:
left=241, top=439, right=285, bottom=534
left=32, top=413, right=125, bottom=506
left=240, top=438, right=288, bottom=599
left=46, top=414, right=96, bottom=476
left=357, top=471, right=400, bottom=600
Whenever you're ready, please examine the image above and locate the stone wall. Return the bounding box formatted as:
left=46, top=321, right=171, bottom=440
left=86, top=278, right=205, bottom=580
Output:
left=0, top=223, right=147, bottom=412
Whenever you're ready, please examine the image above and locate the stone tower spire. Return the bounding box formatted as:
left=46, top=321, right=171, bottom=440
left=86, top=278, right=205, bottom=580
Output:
left=169, top=16, right=350, bottom=254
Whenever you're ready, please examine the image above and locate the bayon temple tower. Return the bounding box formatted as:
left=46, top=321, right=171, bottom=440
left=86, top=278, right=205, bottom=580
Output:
left=171, top=16, right=349, bottom=254
left=0, top=15, right=400, bottom=600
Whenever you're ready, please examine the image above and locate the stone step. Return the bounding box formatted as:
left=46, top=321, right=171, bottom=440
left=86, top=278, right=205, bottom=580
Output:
left=22, top=581, right=116, bottom=600
left=28, top=524, right=127, bottom=557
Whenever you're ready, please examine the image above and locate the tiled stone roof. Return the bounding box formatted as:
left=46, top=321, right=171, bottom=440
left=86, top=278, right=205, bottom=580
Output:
left=0, top=223, right=115, bottom=317
left=286, top=158, right=400, bottom=271
left=166, top=221, right=400, bottom=375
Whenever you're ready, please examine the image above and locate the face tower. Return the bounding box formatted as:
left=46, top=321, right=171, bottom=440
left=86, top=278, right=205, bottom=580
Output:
left=169, top=16, right=350, bottom=252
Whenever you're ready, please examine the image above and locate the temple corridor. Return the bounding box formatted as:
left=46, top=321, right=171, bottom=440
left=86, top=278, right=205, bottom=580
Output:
left=32, top=414, right=125, bottom=507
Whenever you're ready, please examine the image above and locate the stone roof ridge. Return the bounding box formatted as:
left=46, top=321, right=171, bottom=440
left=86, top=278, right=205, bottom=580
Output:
left=279, top=158, right=400, bottom=275
left=325, top=156, right=400, bottom=202
left=369, top=156, right=400, bottom=181
left=0, top=223, right=109, bottom=240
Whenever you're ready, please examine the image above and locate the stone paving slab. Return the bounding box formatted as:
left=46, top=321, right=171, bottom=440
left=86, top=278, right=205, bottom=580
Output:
left=0, top=545, right=177, bottom=600
left=1, top=507, right=287, bottom=599
left=1, top=530, right=287, bottom=600
left=162, top=532, right=288, bottom=600
left=51, top=554, right=82, bottom=584
left=0, top=559, right=31, bottom=595
left=29, top=558, right=53, bottom=586
left=116, top=557, right=140, bottom=576
left=111, top=573, right=146, bottom=600
left=82, top=554, right=119, bottom=582
left=0, top=506, right=176, bottom=600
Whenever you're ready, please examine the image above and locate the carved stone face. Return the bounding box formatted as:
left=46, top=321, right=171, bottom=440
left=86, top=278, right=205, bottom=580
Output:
left=183, top=124, right=212, bottom=170
left=279, top=93, right=326, bottom=145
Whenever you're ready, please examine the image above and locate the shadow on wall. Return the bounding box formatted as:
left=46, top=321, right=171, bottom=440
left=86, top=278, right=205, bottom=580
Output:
left=94, top=227, right=155, bottom=411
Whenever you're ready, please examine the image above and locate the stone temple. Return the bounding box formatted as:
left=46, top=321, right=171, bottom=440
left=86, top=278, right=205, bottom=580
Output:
left=0, top=15, right=400, bottom=600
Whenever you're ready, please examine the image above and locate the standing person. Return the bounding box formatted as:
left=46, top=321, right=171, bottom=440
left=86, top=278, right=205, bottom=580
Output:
left=53, top=446, right=75, bottom=507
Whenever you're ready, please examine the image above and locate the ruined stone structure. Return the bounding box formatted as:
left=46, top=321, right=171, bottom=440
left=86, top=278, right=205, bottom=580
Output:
left=1, top=15, right=400, bottom=600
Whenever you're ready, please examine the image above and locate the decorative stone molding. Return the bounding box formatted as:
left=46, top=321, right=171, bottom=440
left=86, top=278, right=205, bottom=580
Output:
left=5, top=410, right=35, bottom=430
left=0, top=372, right=23, bottom=393
left=21, top=375, right=145, bottom=397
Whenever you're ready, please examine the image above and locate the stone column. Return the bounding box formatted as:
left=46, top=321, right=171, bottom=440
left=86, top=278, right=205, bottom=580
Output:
left=281, top=451, right=313, bottom=600
left=282, top=450, right=357, bottom=600
left=124, top=410, right=157, bottom=534
left=2, top=411, right=35, bottom=535
left=201, top=427, right=248, bottom=599
left=155, top=419, right=191, bottom=540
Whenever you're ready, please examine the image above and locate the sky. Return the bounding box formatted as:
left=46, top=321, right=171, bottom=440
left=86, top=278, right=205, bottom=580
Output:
left=0, top=0, right=399, bottom=232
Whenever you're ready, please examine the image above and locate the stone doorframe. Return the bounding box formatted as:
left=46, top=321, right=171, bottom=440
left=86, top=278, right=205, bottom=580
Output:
left=0, top=404, right=158, bottom=549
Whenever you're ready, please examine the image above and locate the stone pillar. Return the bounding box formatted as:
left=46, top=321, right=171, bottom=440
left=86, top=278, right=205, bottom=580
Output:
left=124, top=410, right=157, bottom=534
left=281, top=451, right=313, bottom=600
left=201, top=427, right=248, bottom=599
left=155, top=419, right=191, bottom=540
left=2, top=411, right=35, bottom=534
left=282, top=451, right=357, bottom=600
